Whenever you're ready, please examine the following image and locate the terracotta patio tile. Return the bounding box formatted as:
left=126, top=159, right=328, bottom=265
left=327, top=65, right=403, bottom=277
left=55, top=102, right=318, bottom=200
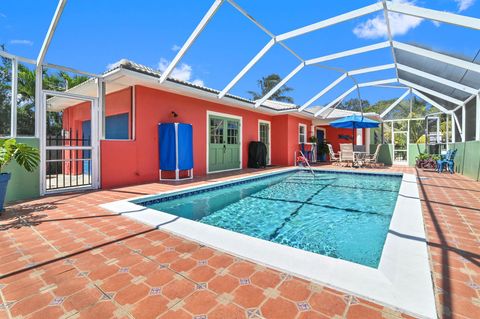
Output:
left=129, top=260, right=158, bottom=276
left=100, top=272, right=133, bottom=292
left=208, top=254, right=235, bottom=268
left=278, top=278, right=311, bottom=302
left=144, top=268, right=176, bottom=287
left=114, top=283, right=150, bottom=306
left=228, top=261, right=256, bottom=279
left=190, top=246, right=216, bottom=260
left=53, top=276, right=89, bottom=296
left=208, top=303, right=247, bottom=319
left=345, top=304, right=383, bottom=319
left=130, top=295, right=169, bottom=319
left=77, top=301, right=117, bottom=319
left=250, top=269, right=282, bottom=289
left=63, top=287, right=103, bottom=312
left=233, top=284, right=265, bottom=308
left=296, top=311, right=329, bottom=319
left=182, top=290, right=218, bottom=315
left=186, top=265, right=216, bottom=283
left=208, top=274, right=239, bottom=294
left=169, top=257, right=197, bottom=273
left=9, top=291, right=52, bottom=317
left=160, top=309, right=191, bottom=319
left=261, top=297, right=298, bottom=319
left=308, top=290, right=347, bottom=317
left=161, top=277, right=196, bottom=301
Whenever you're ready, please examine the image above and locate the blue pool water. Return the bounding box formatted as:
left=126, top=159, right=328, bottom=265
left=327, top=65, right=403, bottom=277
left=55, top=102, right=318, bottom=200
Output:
left=137, top=170, right=402, bottom=268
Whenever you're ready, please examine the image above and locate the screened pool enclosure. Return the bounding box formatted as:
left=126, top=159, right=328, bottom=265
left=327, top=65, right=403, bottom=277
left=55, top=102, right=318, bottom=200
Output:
left=1, top=0, right=480, bottom=194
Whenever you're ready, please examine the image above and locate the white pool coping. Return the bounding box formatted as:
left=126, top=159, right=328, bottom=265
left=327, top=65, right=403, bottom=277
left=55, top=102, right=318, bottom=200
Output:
left=101, top=167, right=436, bottom=319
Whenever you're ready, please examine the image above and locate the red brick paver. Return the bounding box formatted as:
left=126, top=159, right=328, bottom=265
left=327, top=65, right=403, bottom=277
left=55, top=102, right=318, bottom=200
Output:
left=0, top=166, right=478, bottom=318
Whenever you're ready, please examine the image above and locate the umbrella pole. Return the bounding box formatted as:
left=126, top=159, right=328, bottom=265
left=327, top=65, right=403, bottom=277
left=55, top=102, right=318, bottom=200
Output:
left=352, top=127, right=355, bottom=146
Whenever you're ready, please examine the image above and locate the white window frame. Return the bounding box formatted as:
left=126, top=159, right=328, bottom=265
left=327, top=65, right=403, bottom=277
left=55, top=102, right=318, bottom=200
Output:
left=102, top=85, right=136, bottom=142
left=299, top=123, right=307, bottom=144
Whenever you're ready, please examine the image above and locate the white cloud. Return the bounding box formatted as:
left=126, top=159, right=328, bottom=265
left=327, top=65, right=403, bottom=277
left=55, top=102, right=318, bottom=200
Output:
left=191, top=79, right=205, bottom=86
left=353, top=0, right=423, bottom=39
left=158, top=58, right=204, bottom=86
left=171, top=44, right=181, bottom=52
left=455, top=0, right=475, bottom=11
left=10, top=39, right=33, bottom=46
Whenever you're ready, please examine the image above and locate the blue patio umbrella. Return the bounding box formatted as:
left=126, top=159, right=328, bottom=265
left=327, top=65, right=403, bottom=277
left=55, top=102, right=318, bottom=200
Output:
left=330, top=115, right=380, bottom=145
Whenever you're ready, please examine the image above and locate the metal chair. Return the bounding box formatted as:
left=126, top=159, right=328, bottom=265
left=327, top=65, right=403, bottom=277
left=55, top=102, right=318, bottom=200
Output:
left=363, top=144, right=382, bottom=168
left=327, top=144, right=340, bottom=165
left=339, top=144, right=354, bottom=167
left=437, top=149, right=457, bottom=173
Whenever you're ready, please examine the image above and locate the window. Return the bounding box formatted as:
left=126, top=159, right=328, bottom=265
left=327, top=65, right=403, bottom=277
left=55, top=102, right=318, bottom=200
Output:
left=299, top=124, right=307, bottom=143
left=226, top=120, right=239, bottom=144
left=210, top=118, right=224, bottom=144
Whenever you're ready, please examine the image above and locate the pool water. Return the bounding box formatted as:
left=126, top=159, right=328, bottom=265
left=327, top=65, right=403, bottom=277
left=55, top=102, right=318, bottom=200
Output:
left=139, top=171, right=402, bottom=268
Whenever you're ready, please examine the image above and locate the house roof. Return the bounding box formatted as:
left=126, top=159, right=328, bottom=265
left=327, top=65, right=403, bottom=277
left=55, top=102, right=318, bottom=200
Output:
left=46, top=59, right=381, bottom=121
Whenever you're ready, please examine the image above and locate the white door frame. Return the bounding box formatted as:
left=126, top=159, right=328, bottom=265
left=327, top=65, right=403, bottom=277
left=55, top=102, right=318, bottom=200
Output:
left=392, top=130, right=409, bottom=165
left=40, top=91, right=100, bottom=195
left=258, top=119, right=271, bottom=165
left=206, top=110, right=243, bottom=174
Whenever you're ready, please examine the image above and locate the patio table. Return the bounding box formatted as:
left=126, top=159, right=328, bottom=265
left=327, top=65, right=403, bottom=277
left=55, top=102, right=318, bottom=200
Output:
left=353, top=151, right=368, bottom=167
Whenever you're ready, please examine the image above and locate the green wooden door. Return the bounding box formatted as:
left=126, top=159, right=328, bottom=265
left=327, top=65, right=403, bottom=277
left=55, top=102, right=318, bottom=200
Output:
left=209, top=115, right=241, bottom=172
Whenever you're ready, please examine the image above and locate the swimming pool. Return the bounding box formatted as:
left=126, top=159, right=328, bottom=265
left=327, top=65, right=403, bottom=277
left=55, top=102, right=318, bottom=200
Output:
left=135, top=171, right=402, bottom=268
left=102, top=168, right=435, bottom=318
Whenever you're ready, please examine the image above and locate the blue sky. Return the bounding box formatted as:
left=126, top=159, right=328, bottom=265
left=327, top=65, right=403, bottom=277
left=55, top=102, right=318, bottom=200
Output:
left=1, top=0, right=479, bottom=108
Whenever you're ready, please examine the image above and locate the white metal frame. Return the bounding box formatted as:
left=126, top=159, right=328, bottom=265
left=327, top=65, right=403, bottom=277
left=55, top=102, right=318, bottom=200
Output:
left=40, top=91, right=100, bottom=195
left=258, top=119, right=271, bottom=165
left=380, top=89, right=411, bottom=118
left=2, top=0, right=480, bottom=199
left=314, top=78, right=398, bottom=117
left=206, top=110, right=243, bottom=174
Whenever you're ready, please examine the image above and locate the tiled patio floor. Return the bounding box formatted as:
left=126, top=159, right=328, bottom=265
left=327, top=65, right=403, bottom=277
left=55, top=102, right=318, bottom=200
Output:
left=0, top=166, right=478, bottom=319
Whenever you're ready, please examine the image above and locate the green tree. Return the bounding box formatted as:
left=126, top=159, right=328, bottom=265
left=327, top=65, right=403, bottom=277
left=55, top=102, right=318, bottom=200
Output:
left=339, top=98, right=370, bottom=112
left=248, top=74, right=294, bottom=103
left=0, top=47, right=89, bottom=137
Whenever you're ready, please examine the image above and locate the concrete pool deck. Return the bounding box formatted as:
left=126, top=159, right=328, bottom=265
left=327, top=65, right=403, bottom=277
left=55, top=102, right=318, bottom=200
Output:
left=0, top=165, right=478, bottom=318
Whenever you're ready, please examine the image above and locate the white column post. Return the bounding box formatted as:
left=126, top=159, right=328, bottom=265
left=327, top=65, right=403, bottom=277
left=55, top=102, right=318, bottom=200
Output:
left=97, top=78, right=106, bottom=140
left=446, top=114, right=449, bottom=149
left=451, top=113, right=456, bottom=143
left=11, top=58, right=18, bottom=137
left=462, top=104, right=466, bottom=142
left=34, top=66, right=43, bottom=138
left=476, top=94, right=480, bottom=141
left=365, top=128, right=371, bottom=153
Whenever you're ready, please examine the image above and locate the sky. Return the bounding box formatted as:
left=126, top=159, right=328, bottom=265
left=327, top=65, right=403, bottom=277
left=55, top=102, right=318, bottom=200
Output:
left=1, top=0, right=479, bottom=109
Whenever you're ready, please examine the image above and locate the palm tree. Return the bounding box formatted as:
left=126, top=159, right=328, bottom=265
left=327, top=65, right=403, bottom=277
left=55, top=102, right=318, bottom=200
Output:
left=247, top=74, right=294, bottom=103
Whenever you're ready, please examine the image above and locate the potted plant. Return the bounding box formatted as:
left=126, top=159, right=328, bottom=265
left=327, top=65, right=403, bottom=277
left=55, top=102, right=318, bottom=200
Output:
left=415, top=152, right=430, bottom=168
left=0, top=139, right=40, bottom=211
left=317, top=140, right=329, bottom=162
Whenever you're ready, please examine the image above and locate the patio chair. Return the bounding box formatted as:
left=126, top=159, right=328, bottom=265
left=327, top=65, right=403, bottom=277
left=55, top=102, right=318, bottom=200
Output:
left=339, top=144, right=354, bottom=167
left=437, top=149, right=457, bottom=174
left=327, top=144, right=340, bottom=165
left=363, top=144, right=382, bottom=168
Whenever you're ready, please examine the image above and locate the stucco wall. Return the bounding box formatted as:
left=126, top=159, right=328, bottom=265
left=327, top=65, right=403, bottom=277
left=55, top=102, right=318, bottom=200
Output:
left=2, top=137, right=40, bottom=204
left=100, top=85, right=313, bottom=188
